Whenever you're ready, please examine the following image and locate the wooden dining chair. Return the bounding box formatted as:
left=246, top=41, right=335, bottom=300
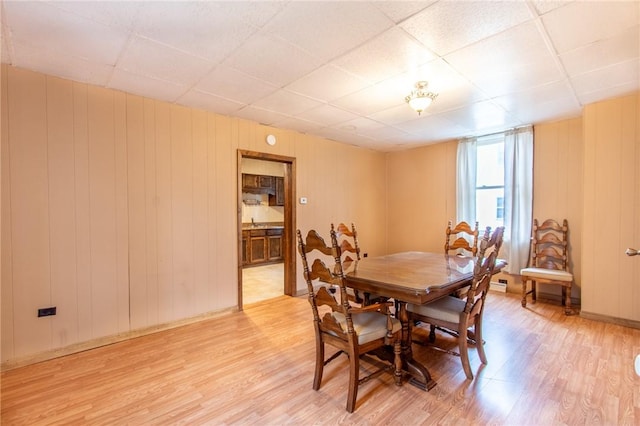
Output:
left=445, top=220, right=480, bottom=257
left=520, top=219, right=574, bottom=315
left=445, top=221, right=480, bottom=302
left=408, top=247, right=499, bottom=380
left=415, top=226, right=504, bottom=372
left=332, top=222, right=383, bottom=306
left=297, top=228, right=402, bottom=413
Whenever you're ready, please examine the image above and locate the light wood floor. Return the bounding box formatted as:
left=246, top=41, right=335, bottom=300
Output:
left=2, top=292, right=640, bottom=425
left=242, top=263, right=284, bottom=305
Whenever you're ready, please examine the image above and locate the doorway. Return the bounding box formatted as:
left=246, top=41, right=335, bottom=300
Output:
left=237, top=150, right=296, bottom=310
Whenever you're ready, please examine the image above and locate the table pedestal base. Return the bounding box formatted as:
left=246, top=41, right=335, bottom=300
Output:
left=398, top=301, right=437, bottom=391
left=406, top=360, right=437, bottom=390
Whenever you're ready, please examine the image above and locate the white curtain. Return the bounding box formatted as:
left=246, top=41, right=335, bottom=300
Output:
left=503, top=126, right=533, bottom=273
left=456, top=138, right=477, bottom=225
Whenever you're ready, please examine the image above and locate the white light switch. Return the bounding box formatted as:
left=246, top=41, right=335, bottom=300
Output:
left=299, top=197, right=307, bottom=204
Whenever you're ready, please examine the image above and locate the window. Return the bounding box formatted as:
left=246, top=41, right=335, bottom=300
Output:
left=475, top=136, right=504, bottom=231
left=456, top=125, right=533, bottom=273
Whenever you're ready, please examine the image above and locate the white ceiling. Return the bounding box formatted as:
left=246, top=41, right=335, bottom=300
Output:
left=1, top=1, right=638, bottom=151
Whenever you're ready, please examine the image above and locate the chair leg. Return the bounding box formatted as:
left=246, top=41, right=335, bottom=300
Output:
left=429, top=324, right=436, bottom=343
left=564, top=284, right=572, bottom=315
left=346, top=351, right=359, bottom=413
left=393, top=340, right=402, bottom=386
left=458, top=327, right=473, bottom=380
left=522, top=279, right=538, bottom=308
left=532, top=281, right=537, bottom=302
left=313, top=338, right=324, bottom=390
left=475, top=316, right=487, bottom=365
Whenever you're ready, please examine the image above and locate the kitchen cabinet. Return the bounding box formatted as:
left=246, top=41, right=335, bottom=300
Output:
left=243, top=227, right=283, bottom=266
left=242, top=230, right=250, bottom=265
left=242, top=174, right=274, bottom=194
left=249, top=229, right=268, bottom=264
left=268, top=177, right=284, bottom=206
left=267, top=228, right=283, bottom=260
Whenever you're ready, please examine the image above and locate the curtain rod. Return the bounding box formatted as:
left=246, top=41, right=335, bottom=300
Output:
left=460, top=124, right=532, bottom=142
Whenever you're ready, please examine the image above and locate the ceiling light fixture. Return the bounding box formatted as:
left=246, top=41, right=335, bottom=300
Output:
left=405, top=81, right=438, bottom=115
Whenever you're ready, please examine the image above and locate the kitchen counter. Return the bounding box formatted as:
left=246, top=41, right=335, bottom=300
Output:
left=242, top=222, right=284, bottom=230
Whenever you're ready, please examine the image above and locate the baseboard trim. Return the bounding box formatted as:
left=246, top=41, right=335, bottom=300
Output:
left=490, top=281, right=507, bottom=292
left=1, top=306, right=238, bottom=372
left=579, top=310, right=640, bottom=330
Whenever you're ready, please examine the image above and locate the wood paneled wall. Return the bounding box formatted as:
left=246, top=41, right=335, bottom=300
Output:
left=385, top=140, right=457, bottom=254
left=582, top=93, right=640, bottom=321
left=530, top=118, right=583, bottom=300
left=0, top=65, right=387, bottom=365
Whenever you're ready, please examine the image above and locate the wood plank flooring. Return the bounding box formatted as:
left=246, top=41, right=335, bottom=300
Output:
left=2, top=292, right=640, bottom=425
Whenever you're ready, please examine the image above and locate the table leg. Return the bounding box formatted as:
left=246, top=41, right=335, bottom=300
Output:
left=398, top=301, right=437, bottom=390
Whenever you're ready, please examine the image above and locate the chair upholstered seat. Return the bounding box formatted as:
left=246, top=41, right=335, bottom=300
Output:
left=407, top=297, right=465, bottom=324
left=519, top=267, right=573, bottom=282
left=332, top=312, right=402, bottom=345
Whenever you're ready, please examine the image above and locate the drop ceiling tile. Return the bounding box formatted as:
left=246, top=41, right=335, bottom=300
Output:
left=530, top=1, right=571, bottom=16
left=313, top=127, right=376, bottom=147
left=11, top=41, right=114, bottom=87
left=333, top=116, right=385, bottom=134
left=285, top=64, right=370, bottom=102
left=176, top=90, right=244, bottom=116
left=333, top=27, right=437, bottom=84
left=577, top=80, right=639, bottom=106
left=543, top=1, right=639, bottom=54
left=373, top=1, right=436, bottom=23
left=446, top=21, right=564, bottom=97
left=252, top=89, right=323, bottom=115
left=401, top=1, right=532, bottom=56
left=131, top=2, right=257, bottom=64
left=234, top=106, right=290, bottom=126
left=263, top=2, right=393, bottom=61
left=352, top=121, right=413, bottom=142
left=196, top=65, right=278, bottom=104
left=117, top=36, right=214, bottom=86
left=437, top=101, right=518, bottom=133
left=571, top=59, right=640, bottom=105
left=394, top=114, right=472, bottom=142
left=206, top=1, right=287, bottom=28
left=108, top=68, right=187, bottom=103
left=4, top=1, right=129, bottom=65
left=271, top=116, right=324, bottom=134
left=47, top=1, right=142, bottom=31
left=492, top=80, right=581, bottom=123
left=222, top=33, right=323, bottom=87
left=560, top=26, right=640, bottom=77
left=296, top=104, right=360, bottom=127
left=369, top=103, right=426, bottom=126
left=331, top=74, right=410, bottom=115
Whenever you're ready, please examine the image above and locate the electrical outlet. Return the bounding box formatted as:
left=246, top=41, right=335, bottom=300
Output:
left=38, top=307, right=56, bottom=317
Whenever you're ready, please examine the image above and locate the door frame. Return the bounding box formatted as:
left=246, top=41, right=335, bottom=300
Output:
left=237, top=150, right=296, bottom=309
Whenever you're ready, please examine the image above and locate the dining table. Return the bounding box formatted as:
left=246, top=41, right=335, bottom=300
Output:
left=343, top=251, right=506, bottom=391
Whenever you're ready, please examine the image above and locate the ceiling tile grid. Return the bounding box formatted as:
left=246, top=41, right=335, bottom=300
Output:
left=1, top=0, right=638, bottom=151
